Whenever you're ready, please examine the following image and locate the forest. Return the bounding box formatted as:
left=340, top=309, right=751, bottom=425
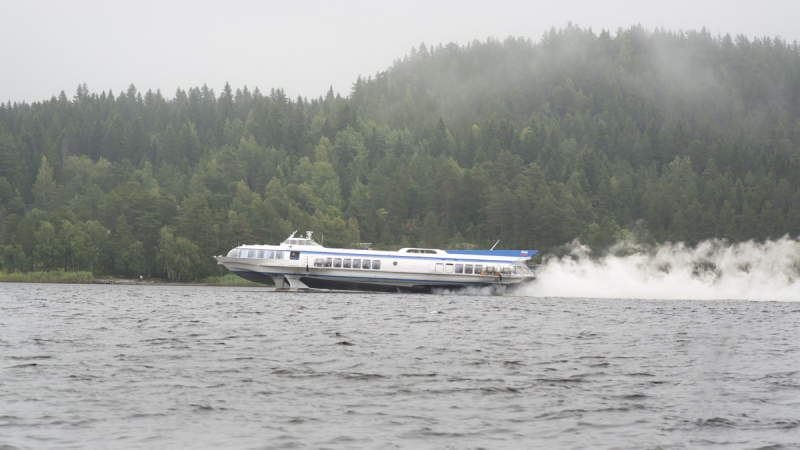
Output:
left=1, top=24, right=799, bottom=281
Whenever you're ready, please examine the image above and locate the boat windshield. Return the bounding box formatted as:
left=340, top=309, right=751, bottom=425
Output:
left=514, top=264, right=534, bottom=276
left=399, top=248, right=441, bottom=254
left=283, top=238, right=322, bottom=247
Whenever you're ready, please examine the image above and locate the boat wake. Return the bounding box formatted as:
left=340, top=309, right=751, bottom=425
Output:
left=513, top=237, right=800, bottom=301
left=432, top=286, right=496, bottom=296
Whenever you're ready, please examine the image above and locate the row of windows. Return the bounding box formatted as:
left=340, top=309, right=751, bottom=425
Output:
left=435, top=263, right=512, bottom=275
left=231, top=249, right=286, bottom=259
left=314, top=257, right=382, bottom=270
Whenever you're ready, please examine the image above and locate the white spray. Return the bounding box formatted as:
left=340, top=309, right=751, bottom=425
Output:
left=517, top=237, right=800, bottom=301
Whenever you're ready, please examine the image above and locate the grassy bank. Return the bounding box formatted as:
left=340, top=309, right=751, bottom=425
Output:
left=0, top=270, right=94, bottom=283
left=204, top=273, right=268, bottom=287
left=0, top=270, right=271, bottom=287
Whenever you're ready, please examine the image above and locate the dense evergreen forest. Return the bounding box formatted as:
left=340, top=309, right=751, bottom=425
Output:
left=1, top=24, right=799, bottom=281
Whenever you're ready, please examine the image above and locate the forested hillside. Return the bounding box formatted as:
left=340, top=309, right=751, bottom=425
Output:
left=1, top=24, right=799, bottom=280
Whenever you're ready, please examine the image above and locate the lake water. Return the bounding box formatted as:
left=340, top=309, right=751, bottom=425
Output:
left=1, top=283, right=799, bottom=449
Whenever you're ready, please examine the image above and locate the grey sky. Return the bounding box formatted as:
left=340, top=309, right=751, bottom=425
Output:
left=2, top=0, right=798, bottom=104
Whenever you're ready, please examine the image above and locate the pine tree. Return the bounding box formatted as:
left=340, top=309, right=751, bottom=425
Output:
left=32, top=156, right=58, bottom=211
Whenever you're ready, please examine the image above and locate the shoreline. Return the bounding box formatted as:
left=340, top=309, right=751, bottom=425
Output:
left=0, top=272, right=268, bottom=287
left=91, top=279, right=209, bottom=286
left=0, top=278, right=270, bottom=287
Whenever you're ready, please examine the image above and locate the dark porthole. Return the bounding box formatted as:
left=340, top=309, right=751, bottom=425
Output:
left=393, top=261, right=398, bottom=266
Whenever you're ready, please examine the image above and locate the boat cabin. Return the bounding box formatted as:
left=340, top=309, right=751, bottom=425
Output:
left=282, top=231, right=322, bottom=248
left=398, top=248, right=445, bottom=255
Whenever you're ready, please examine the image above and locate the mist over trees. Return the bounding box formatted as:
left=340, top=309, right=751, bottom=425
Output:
left=1, top=24, right=799, bottom=280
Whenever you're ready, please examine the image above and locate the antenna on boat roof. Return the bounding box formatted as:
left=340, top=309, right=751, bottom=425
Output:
left=288, top=230, right=298, bottom=239
left=490, top=239, right=500, bottom=251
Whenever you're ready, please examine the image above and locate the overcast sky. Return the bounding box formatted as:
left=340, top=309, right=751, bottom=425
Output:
left=2, top=0, right=798, bottom=104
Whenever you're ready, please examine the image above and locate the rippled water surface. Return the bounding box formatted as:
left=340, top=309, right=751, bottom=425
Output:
left=1, top=283, right=799, bottom=449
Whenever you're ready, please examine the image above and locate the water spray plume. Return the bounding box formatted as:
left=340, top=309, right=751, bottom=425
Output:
left=518, top=237, right=800, bottom=301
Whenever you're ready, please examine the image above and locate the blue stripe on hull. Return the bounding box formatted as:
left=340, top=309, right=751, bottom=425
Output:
left=232, top=270, right=508, bottom=287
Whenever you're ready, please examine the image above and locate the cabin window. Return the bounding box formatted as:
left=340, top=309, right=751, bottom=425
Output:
left=333, top=258, right=342, bottom=268
left=363, top=260, right=371, bottom=269
left=465, top=264, right=473, bottom=274
left=353, top=259, right=361, bottom=269
left=406, top=248, right=438, bottom=254
left=445, top=264, right=454, bottom=273
left=455, top=264, right=463, bottom=274
left=373, top=260, right=381, bottom=270
left=435, top=263, right=444, bottom=273
left=290, top=251, right=299, bottom=260
left=314, top=258, right=323, bottom=267
left=255, top=249, right=264, bottom=258
left=343, top=259, right=351, bottom=268
left=227, top=249, right=239, bottom=257
left=475, top=264, right=483, bottom=274
left=275, top=251, right=284, bottom=259
left=324, top=257, right=332, bottom=267
left=240, top=249, right=249, bottom=258
left=502, top=266, right=511, bottom=275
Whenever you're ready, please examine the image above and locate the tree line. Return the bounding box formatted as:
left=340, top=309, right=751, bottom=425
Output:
left=1, top=24, right=799, bottom=280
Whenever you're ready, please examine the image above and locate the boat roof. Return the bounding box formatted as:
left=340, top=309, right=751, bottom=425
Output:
left=445, top=249, right=538, bottom=258
left=234, top=231, right=537, bottom=261
left=231, top=243, right=539, bottom=259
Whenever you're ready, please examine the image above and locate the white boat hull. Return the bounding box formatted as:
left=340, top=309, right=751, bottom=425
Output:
left=214, top=252, right=533, bottom=295
left=214, top=232, right=536, bottom=295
